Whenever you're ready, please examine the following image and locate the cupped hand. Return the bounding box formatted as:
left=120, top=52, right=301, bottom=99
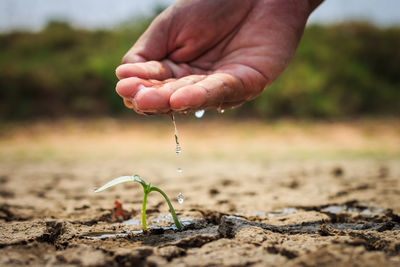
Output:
left=116, top=0, right=316, bottom=114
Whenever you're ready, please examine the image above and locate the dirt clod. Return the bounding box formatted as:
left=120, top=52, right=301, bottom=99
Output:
left=331, top=167, right=344, bottom=177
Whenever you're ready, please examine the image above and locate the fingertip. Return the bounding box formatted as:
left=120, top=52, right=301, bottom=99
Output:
left=170, top=86, right=207, bottom=110
left=115, top=79, right=128, bottom=97
left=115, top=61, right=173, bottom=80
left=115, top=65, right=127, bottom=80
left=134, top=87, right=169, bottom=112
left=115, top=64, right=142, bottom=80
left=115, top=77, right=142, bottom=98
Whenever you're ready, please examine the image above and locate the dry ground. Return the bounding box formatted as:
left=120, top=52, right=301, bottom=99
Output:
left=0, top=117, right=399, bottom=266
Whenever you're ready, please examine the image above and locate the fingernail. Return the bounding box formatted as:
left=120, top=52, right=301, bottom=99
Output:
left=123, top=98, right=134, bottom=108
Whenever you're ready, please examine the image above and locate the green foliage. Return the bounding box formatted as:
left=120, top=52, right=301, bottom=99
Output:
left=250, top=22, right=400, bottom=118
left=0, top=18, right=151, bottom=120
left=0, top=20, right=399, bottom=120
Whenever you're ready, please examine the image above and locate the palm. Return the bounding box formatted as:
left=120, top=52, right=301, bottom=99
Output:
left=116, top=0, right=311, bottom=114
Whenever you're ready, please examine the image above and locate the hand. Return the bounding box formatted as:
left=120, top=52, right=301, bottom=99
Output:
left=115, top=0, right=319, bottom=114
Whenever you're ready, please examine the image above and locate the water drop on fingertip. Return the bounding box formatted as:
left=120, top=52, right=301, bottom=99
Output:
left=194, top=109, right=205, bottom=118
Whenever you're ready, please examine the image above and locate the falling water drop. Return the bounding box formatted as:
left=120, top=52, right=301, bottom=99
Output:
left=170, top=114, right=184, bottom=194
left=177, top=192, right=184, bottom=204
left=170, top=113, right=181, bottom=155
left=175, top=144, right=181, bottom=154
left=194, top=109, right=205, bottom=118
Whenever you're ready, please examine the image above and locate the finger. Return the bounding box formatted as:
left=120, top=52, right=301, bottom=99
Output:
left=115, top=77, right=161, bottom=99
left=169, top=73, right=244, bottom=111
left=116, top=61, right=173, bottom=80
left=133, top=75, right=206, bottom=113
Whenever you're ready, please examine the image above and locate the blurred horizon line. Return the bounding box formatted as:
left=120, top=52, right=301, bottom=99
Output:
left=1, top=0, right=400, bottom=33
left=1, top=18, right=400, bottom=35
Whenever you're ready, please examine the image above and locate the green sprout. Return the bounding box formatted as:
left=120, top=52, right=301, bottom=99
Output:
left=94, top=175, right=182, bottom=231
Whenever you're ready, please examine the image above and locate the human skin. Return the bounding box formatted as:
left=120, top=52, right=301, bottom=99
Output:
left=115, top=0, right=323, bottom=114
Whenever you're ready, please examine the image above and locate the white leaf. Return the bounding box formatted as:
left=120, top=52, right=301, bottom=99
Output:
left=94, top=176, right=136, bottom=193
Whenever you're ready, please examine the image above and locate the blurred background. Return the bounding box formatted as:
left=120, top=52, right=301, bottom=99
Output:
left=0, top=0, right=399, bottom=121
left=1, top=3, right=400, bottom=263
left=0, top=0, right=399, bottom=164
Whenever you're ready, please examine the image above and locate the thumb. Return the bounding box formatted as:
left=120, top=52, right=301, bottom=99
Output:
left=122, top=10, right=172, bottom=64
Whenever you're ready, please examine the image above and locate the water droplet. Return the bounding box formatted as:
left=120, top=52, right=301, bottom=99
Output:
left=194, top=109, right=205, bottom=118
left=177, top=192, right=184, bottom=204
left=217, top=106, right=225, bottom=114
left=175, top=144, right=181, bottom=154
left=133, top=175, right=145, bottom=183
left=176, top=168, right=183, bottom=173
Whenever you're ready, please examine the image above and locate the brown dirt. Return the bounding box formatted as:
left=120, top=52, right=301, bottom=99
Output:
left=0, top=118, right=400, bottom=266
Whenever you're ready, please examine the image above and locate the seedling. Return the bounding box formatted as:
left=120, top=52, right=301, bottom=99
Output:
left=94, top=175, right=182, bottom=231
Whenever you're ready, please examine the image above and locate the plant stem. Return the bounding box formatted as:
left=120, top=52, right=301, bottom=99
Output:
left=95, top=175, right=182, bottom=231
left=150, top=186, right=182, bottom=230
left=142, top=191, right=148, bottom=231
